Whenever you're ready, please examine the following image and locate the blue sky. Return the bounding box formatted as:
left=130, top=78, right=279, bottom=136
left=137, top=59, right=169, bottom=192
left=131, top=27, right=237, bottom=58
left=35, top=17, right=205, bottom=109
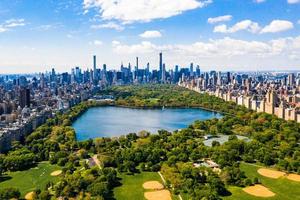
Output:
left=0, top=0, right=299, bottom=73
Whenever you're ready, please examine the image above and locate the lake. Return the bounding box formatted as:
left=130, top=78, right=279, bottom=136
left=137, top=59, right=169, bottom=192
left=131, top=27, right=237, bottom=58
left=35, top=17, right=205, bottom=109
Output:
left=72, top=106, right=222, bottom=141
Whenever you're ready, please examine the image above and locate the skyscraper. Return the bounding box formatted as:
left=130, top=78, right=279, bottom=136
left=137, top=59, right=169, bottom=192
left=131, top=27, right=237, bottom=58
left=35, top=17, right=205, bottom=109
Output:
left=288, top=73, right=295, bottom=86
left=196, top=65, right=200, bottom=77
left=135, top=57, right=139, bottom=80
left=217, top=71, right=222, bottom=86
left=93, top=55, right=97, bottom=81
left=190, top=63, right=194, bottom=77
left=162, top=63, right=166, bottom=83
left=19, top=88, right=30, bottom=108
left=159, top=52, right=163, bottom=82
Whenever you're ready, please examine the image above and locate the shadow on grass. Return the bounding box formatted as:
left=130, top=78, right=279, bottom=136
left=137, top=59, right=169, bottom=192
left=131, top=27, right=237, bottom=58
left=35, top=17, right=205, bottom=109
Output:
left=220, top=189, right=233, bottom=197
left=0, top=175, right=12, bottom=183
left=105, top=176, right=123, bottom=200
left=106, top=190, right=117, bottom=200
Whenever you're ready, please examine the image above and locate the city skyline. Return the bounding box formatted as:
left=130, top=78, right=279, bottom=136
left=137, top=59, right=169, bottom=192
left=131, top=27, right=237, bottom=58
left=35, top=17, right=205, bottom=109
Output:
left=0, top=0, right=300, bottom=73
left=2, top=53, right=300, bottom=76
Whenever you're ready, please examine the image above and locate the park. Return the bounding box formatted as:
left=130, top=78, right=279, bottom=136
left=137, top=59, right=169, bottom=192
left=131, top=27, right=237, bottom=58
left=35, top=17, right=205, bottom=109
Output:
left=0, top=85, right=299, bottom=199
left=0, top=162, right=61, bottom=199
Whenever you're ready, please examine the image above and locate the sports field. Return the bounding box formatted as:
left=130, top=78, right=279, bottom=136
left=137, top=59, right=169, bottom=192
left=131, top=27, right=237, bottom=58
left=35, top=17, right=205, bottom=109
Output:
left=114, top=172, right=178, bottom=200
left=0, top=162, right=61, bottom=197
left=223, top=162, right=300, bottom=200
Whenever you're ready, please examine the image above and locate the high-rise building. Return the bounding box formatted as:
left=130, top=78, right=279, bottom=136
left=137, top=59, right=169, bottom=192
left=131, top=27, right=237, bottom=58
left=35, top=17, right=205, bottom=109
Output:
left=190, top=63, right=194, bottom=77
left=162, top=63, right=166, bottom=83
left=287, top=73, right=295, bottom=86
left=40, top=73, right=45, bottom=88
left=135, top=57, right=139, bottom=80
left=19, top=88, right=30, bottom=108
left=265, top=89, right=276, bottom=114
left=217, top=71, right=222, bottom=86
left=196, top=65, right=200, bottom=77
left=159, top=52, right=163, bottom=81
left=93, top=55, right=97, bottom=81
left=226, top=72, right=231, bottom=84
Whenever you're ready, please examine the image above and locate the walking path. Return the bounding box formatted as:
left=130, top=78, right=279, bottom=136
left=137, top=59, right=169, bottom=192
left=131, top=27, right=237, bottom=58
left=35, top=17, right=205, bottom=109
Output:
left=92, top=155, right=102, bottom=169
left=158, top=172, right=183, bottom=200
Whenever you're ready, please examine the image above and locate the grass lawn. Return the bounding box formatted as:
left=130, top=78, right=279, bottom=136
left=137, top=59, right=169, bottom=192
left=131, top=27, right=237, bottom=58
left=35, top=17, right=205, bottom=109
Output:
left=0, top=161, right=61, bottom=197
left=223, top=162, right=300, bottom=200
left=114, top=171, right=179, bottom=200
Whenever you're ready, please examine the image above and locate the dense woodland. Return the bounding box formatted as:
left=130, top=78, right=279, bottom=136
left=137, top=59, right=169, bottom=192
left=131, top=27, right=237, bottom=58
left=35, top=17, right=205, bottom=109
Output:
left=0, top=84, right=299, bottom=199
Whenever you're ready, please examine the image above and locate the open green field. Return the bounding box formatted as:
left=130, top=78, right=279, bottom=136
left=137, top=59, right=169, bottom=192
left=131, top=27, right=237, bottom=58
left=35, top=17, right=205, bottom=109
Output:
left=0, top=161, right=61, bottom=197
left=114, top=172, right=179, bottom=200
left=114, top=172, right=162, bottom=200
left=223, top=162, right=300, bottom=200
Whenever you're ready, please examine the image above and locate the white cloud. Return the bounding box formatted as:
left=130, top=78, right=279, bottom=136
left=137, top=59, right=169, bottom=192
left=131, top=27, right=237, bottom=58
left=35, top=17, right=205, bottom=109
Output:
left=5, top=19, right=26, bottom=27
left=0, top=27, right=7, bottom=33
left=83, top=0, right=212, bottom=24
left=113, top=41, right=161, bottom=54
left=111, top=36, right=300, bottom=69
left=254, top=0, right=266, bottom=3
left=112, top=40, right=121, bottom=46
left=214, top=19, right=294, bottom=34
left=139, top=30, right=162, bottom=38
left=91, top=21, right=124, bottom=31
left=214, top=20, right=260, bottom=33
left=112, top=38, right=274, bottom=57
left=207, top=15, right=232, bottom=24
left=93, top=40, right=103, bottom=46
left=260, top=20, right=293, bottom=33
left=0, top=18, right=26, bottom=33
left=66, top=34, right=74, bottom=38
left=33, top=23, right=63, bottom=31
left=259, top=0, right=300, bottom=3
left=298, top=20, right=300, bottom=24
left=287, top=0, right=300, bottom=4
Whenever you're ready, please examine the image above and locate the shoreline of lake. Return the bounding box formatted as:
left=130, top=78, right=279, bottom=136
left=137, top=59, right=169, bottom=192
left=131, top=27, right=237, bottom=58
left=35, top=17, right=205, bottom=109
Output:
left=72, top=106, right=222, bottom=141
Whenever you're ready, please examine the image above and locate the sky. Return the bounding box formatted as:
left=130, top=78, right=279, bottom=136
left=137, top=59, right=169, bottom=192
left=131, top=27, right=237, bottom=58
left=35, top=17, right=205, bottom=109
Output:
left=0, top=0, right=300, bottom=73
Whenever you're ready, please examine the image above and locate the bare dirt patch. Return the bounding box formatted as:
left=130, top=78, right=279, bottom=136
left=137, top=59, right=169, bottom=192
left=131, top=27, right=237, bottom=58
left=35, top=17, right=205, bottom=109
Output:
left=50, top=170, right=62, bottom=176
left=144, top=189, right=172, bottom=200
left=25, top=191, right=35, bottom=200
left=287, top=174, right=300, bottom=182
left=257, top=168, right=286, bottom=179
left=243, top=184, right=275, bottom=197
left=143, top=181, right=164, bottom=190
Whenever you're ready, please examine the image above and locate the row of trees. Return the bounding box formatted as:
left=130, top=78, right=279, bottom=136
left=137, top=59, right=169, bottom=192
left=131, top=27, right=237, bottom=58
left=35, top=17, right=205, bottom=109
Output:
left=102, top=84, right=249, bottom=115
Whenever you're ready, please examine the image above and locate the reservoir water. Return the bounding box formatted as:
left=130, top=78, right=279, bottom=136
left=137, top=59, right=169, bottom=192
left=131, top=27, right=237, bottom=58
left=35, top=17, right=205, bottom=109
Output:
left=73, top=106, right=222, bottom=141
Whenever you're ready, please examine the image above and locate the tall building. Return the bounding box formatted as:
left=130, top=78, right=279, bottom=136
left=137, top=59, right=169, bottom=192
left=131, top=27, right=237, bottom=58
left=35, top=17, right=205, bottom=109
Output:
left=226, top=72, right=231, bottom=84
left=135, top=57, right=139, bottom=80
left=196, top=65, right=200, bottom=77
left=265, top=89, right=276, bottom=115
left=159, top=52, right=163, bottom=81
left=217, top=71, right=222, bottom=86
left=40, top=73, right=45, bottom=88
left=93, top=55, right=97, bottom=81
left=19, top=88, right=30, bottom=108
left=162, top=63, right=166, bottom=83
left=190, top=63, right=194, bottom=77
left=287, top=73, right=295, bottom=86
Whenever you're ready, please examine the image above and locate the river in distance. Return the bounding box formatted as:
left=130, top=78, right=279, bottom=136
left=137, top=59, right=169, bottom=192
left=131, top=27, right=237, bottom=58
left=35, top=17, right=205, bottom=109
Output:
left=72, top=106, right=222, bottom=141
